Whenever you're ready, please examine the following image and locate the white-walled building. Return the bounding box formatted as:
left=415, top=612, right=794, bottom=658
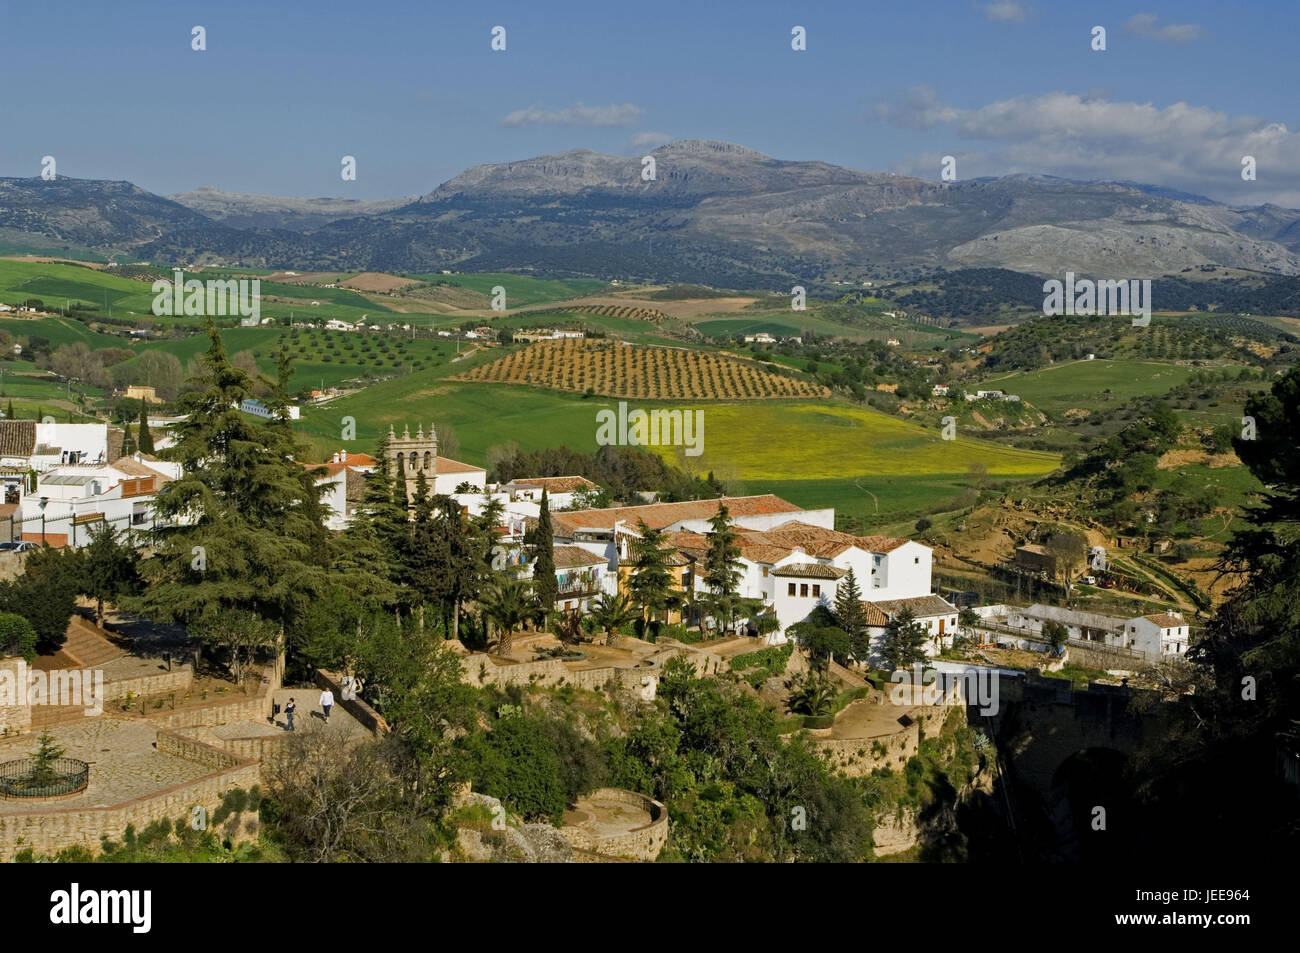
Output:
left=0, top=421, right=110, bottom=472
left=504, top=475, right=600, bottom=510
left=11, top=455, right=180, bottom=547
left=771, top=563, right=845, bottom=634
left=863, top=595, right=961, bottom=664
left=1125, top=610, right=1191, bottom=658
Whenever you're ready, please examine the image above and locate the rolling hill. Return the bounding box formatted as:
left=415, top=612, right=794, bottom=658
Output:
left=5, top=140, right=1300, bottom=285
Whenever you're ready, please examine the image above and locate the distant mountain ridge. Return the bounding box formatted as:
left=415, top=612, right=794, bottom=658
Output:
left=3, top=140, right=1300, bottom=285
left=168, top=186, right=418, bottom=231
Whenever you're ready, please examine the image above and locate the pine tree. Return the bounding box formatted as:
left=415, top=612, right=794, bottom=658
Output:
left=431, top=495, right=478, bottom=643
left=407, top=471, right=438, bottom=629
left=627, top=519, right=673, bottom=639
left=833, top=567, right=869, bottom=662
left=128, top=323, right=328, bottom=666
left=878, top=608, right=929, bottom=670
left=532, top=488, right=557, bottom=617
left=80, top=522, right=141, bottom=626
left=5, top=399, right=13, bottom=420
left=136, top=399, right=154, bottom=454
left=701, top=502, right=742, bottom=634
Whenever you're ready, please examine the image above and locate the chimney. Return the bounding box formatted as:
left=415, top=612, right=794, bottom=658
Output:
left=332, top=452, right=339, bottom=463
left=340, top=450, right=347, bottom=463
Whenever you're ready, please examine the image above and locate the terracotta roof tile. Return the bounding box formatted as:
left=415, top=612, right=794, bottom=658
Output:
left=0, top=421, right=36, bottom=457
left=509, top=475, right=599, bottom=493
left=869, top=595, right=958, bottom=620
left=552, top=545, right=605, bottom=569
left=554, top=494, right=804, bottom=535
left=772, top=562, right=846, bottom=580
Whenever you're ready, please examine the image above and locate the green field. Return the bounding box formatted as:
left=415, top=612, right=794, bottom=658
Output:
left=982, top=359, right=1197, bottom=415
left=0, top=260, right=157, bottom=313
left=294, top=360, right=1058, bottom=522
left=404, top=273, right=610, bottom=308
left=481, top=310, right=681, bottom=345
left=642, top=402, right=1059, bottom=481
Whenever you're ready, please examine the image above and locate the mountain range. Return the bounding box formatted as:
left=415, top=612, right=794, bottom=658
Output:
left=3, top=139, right=1299, bottom=287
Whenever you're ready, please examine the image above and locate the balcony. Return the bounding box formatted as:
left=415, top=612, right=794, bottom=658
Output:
left=557, top=574, right=600, bottom=597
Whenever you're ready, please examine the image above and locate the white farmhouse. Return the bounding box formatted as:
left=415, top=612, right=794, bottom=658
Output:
left=1125, top=610, right=1191, bottom=659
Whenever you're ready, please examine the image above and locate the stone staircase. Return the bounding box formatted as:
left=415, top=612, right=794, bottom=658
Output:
left=53, top=617, right=129, bottom=669
left=827, top=658, right=870, bottom=688
left=25, top=617, right=128, bottom=728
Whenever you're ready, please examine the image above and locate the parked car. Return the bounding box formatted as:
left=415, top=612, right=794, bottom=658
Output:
left=1081, top=575, right=1097, bottom=585
left=0, top=541, right=36, bottom=553
left=1098, top=578, right=1116, bottom=589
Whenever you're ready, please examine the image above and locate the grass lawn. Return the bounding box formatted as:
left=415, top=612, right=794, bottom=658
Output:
left=981, top=359, right=1196, bottom=415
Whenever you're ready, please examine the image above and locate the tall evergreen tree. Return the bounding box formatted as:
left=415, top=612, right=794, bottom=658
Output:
left=128, top=323, right=328, bottom=666
left=80, top=522, right=142, bottom=626
left=878, top=608, right=929, bottom=670
left=627, top=520, right=674, bottom=639
left=833, top=568, right=869, bottom=662
left=5, top=399, right=13, bottom=420
left=136, top=399, right=154, bottom=454
left=532, top=489, right=557, bottom=616
left=120, top=419, right=137, bottom=458
left=431, top=495, right=478, bottom=643
left=701, top=502, right=743, bottom=634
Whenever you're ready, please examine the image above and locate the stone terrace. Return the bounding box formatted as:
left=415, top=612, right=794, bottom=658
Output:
left=0, top=719, right=213, bottom=813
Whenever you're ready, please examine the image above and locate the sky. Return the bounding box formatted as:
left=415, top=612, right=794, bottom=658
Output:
left=3, top=0, right=1298, bottom=206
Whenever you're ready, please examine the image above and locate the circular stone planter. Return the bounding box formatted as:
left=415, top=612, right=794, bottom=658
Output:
left=0, top=757, right=90, bottom=799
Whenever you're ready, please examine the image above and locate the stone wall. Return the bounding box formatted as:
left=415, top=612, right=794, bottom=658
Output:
left=808, top=698, right=955, bottom=777
left=0, top=731, right=259, bottom=861
left=559, top=788, right=668, bottom=861
left=314, top=670, right=389, bottom=737
left=118, top=662, right=280, bottom=730
left=101, top=665, right=193, bottom=703
left=0, top=657, right=32, bottom=735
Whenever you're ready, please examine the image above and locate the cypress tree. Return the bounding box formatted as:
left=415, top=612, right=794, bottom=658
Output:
left=834, top=567, right=869, bottom=662
left=533, top=488, right=557, bottom=616
left=702, top=502, right=742, bottom=633
left=136, top=399, right=155, bottom=454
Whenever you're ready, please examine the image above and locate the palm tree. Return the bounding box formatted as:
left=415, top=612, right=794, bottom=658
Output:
left=480, top=573, right=532, bottom=657
left=787, top=670, right=837, bottom=717
left=556, top=607, right=585, bottom=645
left=589, top=591, right=636, bottom=647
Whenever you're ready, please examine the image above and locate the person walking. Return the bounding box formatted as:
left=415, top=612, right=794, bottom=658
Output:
left=285, top=697, right=296, bottom=732
left=320, top=687, right=334, bottom=722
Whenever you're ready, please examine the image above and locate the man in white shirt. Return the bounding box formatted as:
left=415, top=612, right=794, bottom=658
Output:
left=320, top=688, right=334, bottom=722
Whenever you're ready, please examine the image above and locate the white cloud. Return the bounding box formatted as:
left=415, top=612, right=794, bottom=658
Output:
left=1123, top=13, right=1203, bottom=45
left=500, top=103, right=645, bottom=128
left=620, top=131, right=675, bottom=155
left=982, top=2, right=1030, bottom=23
left=870, top=88, right=1300, bottom=205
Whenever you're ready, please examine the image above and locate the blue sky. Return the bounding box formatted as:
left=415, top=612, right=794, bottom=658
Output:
left=4, top=0, right=1298, bottom=205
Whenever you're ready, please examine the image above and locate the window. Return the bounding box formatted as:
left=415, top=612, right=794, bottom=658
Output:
left=762, top=567, right=769, bottom=577
left=788, top=583, right=796, bottom=596
left=812, top=584, right=821, bottom=597
left=914, top=557, right=919, bottom=564
left=800, top=584, right=808, bottom=597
